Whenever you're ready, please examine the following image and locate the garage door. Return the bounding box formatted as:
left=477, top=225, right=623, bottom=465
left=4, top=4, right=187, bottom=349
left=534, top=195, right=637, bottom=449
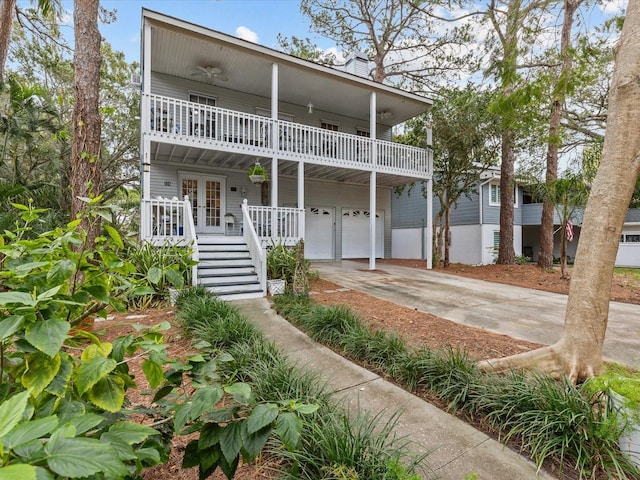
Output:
left=341, top=209, right=384, bottom=258
left=305, top=207, right=335, bottom=259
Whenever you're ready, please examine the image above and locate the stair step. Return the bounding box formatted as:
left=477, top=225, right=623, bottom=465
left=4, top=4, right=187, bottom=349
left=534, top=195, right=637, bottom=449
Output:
left=202, top=282, right=262, bottom=294
left=211, top=290, right=265, bottom=301
left=200, top=252, right=251, bottom=261
left=198, top=258, right=254, bottom=267
left=197, top=236, right=244, bottom=245
left=198, top=274, right=259, bottom=285
left=198, top=266, right=255, bottom=275
left=198, top=243, right=248, bottom=252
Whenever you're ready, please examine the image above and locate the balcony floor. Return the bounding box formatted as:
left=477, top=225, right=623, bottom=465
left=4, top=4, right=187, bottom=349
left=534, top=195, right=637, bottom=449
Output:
left=148, top=137, right=428, bottom=187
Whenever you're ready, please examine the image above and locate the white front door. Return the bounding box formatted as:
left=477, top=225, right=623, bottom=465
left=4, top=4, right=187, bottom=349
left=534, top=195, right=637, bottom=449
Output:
left=180, top=174, right=226, bottom=234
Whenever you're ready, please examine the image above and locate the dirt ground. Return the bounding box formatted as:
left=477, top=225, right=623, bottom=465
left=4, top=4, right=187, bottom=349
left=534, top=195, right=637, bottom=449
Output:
left=97, top=262, right=640, bottom=479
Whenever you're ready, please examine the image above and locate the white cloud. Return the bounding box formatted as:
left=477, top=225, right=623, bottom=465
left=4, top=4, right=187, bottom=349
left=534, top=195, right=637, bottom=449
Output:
left=236, top=26, right=258, bottom=43
left=599, top=0, right=627, bottom=15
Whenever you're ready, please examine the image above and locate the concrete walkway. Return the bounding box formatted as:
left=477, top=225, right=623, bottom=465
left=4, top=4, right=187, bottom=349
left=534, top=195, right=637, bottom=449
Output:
left=236, top=298, right=552, bottom=480
left=312, top=261, right=640, bottom=369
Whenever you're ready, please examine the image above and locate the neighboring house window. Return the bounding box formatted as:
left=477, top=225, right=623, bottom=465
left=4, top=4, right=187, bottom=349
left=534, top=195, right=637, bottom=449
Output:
left=621, top=234, right=640, bottom=243
left=321, top=121, right=339, bottom=131
left=489, top=183, right=518, bottom=207
left=493, top=231, right=500, bottom=249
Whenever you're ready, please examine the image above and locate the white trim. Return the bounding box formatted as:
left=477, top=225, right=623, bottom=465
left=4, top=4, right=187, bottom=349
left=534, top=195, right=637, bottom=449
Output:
left=489, top=182, right=519, bottom=208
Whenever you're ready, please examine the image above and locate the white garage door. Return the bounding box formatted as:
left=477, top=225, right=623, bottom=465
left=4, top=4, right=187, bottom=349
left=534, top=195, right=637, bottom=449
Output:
left=305, top=207, right=335, bottom=259
left=341, top=209, right=384, bottom=259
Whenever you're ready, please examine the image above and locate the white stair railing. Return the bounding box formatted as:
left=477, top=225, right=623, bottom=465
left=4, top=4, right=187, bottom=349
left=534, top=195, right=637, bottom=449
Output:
left=182, top=195, right=199, bottom=286
left=242, top=199, right=266, bottom=295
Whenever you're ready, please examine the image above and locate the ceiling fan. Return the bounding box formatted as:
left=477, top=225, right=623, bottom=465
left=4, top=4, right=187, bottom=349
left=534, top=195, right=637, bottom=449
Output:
left=191, top=65, right=228, bottom=81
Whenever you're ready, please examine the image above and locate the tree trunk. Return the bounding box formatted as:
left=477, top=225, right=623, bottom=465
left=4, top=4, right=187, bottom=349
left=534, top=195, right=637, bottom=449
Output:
left=539, top=0, right=581, bottom=270
left=478, top=0, right=640, bottom=381
left=497, top=129, right=516, bottom=264
left=0, top=0, right=16, bottom=84
left=444, top=203, right=451, bottom=268
left=70, top=0, right=102, bottom=245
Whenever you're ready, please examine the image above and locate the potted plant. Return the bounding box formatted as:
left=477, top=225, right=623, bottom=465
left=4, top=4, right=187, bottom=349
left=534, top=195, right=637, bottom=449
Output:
left=248, top=161, right=269, bottom=185
left=224, top=213, right=235, bottom=225
left=266, top=242, right=293, bottom=295
left=586, top=366, right=640, bottom=468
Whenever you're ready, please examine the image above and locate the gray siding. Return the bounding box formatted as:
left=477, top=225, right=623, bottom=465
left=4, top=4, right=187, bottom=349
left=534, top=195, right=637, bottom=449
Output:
left=149, top=161, right=392, bottom=259
left=449, top=191, right=480, bottom=226
left=151, top=73, right=393, bottom=141
left=391, top=182, right=480, bottom=228
left=482, top=183, right=522, bottom=225
left=625, top=209, right=640, bottom=223
left=392, top=183, right=431, bottom=228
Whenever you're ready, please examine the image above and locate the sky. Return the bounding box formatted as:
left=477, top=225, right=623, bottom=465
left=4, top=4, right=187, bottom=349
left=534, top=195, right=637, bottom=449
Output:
left=56, top=0, right=331, bottom=64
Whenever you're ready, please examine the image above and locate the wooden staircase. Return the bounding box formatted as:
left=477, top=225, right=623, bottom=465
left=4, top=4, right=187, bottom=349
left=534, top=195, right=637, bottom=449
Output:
left=196, top=236, right=264, bottom=300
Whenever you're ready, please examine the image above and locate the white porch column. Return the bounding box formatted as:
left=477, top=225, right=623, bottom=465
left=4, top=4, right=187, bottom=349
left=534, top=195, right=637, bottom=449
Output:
left=271, top=63, right=279, bottom=207
left=369, top=91, right=377, bottom=270
left=298, top=161, right=305, bottom=239
left=143, top=23, right=151, bottom=93
left=370, top=171, right=377, bottom=270
left=426, top=177, right=433, bottom=269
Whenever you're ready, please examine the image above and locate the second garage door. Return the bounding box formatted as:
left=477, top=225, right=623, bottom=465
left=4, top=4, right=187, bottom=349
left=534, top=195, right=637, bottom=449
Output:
left=341, top=208, right=384, bottom=258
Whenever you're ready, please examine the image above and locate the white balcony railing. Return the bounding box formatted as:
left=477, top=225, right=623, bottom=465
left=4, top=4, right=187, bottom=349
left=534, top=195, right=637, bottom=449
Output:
left=144, top=94, right=432, bottom=177
left=140, top=195, right=199, bottom=285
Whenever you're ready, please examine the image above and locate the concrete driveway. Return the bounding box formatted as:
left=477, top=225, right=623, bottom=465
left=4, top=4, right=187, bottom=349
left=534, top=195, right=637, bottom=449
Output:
left=312, top=260, right=640, bottom=368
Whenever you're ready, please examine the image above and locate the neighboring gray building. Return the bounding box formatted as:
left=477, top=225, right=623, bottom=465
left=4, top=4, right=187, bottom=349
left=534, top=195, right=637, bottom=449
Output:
left=391, top=171, right=640, bottom=266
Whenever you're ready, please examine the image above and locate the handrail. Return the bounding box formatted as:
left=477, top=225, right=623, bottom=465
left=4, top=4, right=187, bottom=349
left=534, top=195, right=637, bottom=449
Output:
left=242, top=199, right=266, bottom=295
left=183, top=195, right=199, bottom=286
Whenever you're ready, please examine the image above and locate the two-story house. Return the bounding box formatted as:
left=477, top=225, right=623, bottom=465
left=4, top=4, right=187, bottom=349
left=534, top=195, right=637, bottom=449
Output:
left=138, top=10, right=434, bottom=299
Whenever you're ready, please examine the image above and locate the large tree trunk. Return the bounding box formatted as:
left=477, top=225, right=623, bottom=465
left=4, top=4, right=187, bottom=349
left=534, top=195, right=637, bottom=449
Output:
left=538, top=0, right=581, bottom=270
left=444, top=203, right=451, bottom=267
left=70, top=0, right=102, bottom=245
left=0, top=0, right=16, bottom=84
left=497, top=129, right=516, bottom=264
left=478, top=0, right=640, bottom=381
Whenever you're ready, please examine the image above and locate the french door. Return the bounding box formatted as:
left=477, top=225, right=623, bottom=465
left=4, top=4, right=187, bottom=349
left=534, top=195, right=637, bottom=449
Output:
left=180, top=174, right=226, bottom=234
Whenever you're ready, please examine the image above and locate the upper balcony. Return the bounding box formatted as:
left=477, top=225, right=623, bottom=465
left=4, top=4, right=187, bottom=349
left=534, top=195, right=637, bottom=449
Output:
left=143, top=93, right=432, bottom=181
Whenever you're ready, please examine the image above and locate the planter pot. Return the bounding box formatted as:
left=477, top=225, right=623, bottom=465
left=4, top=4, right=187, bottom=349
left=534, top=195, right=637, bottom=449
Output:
left=267, top=279, right=286, bottom=295
left=168, top=287, right=180, bottom=306
left=225, top=217, right=234, bottom=226
left=249, top=175, right=265, bottom=185
left=610, top=390, right=640, bottom=468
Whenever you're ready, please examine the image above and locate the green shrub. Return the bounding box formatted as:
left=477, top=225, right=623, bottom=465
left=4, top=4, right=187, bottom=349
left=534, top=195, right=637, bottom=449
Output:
left=124, top=240, right=197, bottom=308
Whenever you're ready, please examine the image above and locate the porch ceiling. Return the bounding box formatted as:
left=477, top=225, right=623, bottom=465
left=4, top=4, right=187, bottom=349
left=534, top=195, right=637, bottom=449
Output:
left=150, top=142, right=421, bottom=188
left=144, top=10, right=432, bottom=126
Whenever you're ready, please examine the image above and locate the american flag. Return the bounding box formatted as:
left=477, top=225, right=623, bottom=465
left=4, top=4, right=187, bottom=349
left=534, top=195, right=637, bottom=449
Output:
left=566, top=220, right=574, bottom=242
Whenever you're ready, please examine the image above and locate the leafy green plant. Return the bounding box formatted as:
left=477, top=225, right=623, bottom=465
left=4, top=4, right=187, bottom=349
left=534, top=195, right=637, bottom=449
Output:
left=124, top=240, right=197, bottom=309
left=248, top=161, right=269, bottom=181
left=266, top=241, right=296, bottom=281
left=0, top=201, right=174, bottom=478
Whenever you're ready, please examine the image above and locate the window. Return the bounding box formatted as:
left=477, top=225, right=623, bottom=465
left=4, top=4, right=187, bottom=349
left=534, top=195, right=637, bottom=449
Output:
left=320, top=121, right=339, bottom=131
left=489, top=183, right=518, bottom=207
left=493, top=231, right=500, bottom=249
left=356, top=128, right=370, bottom=138
left=621, top=234, right=640, bottom=243
left=189, top=93, right=216, bottom=137
left=189, top=93, right=216, bottom=106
